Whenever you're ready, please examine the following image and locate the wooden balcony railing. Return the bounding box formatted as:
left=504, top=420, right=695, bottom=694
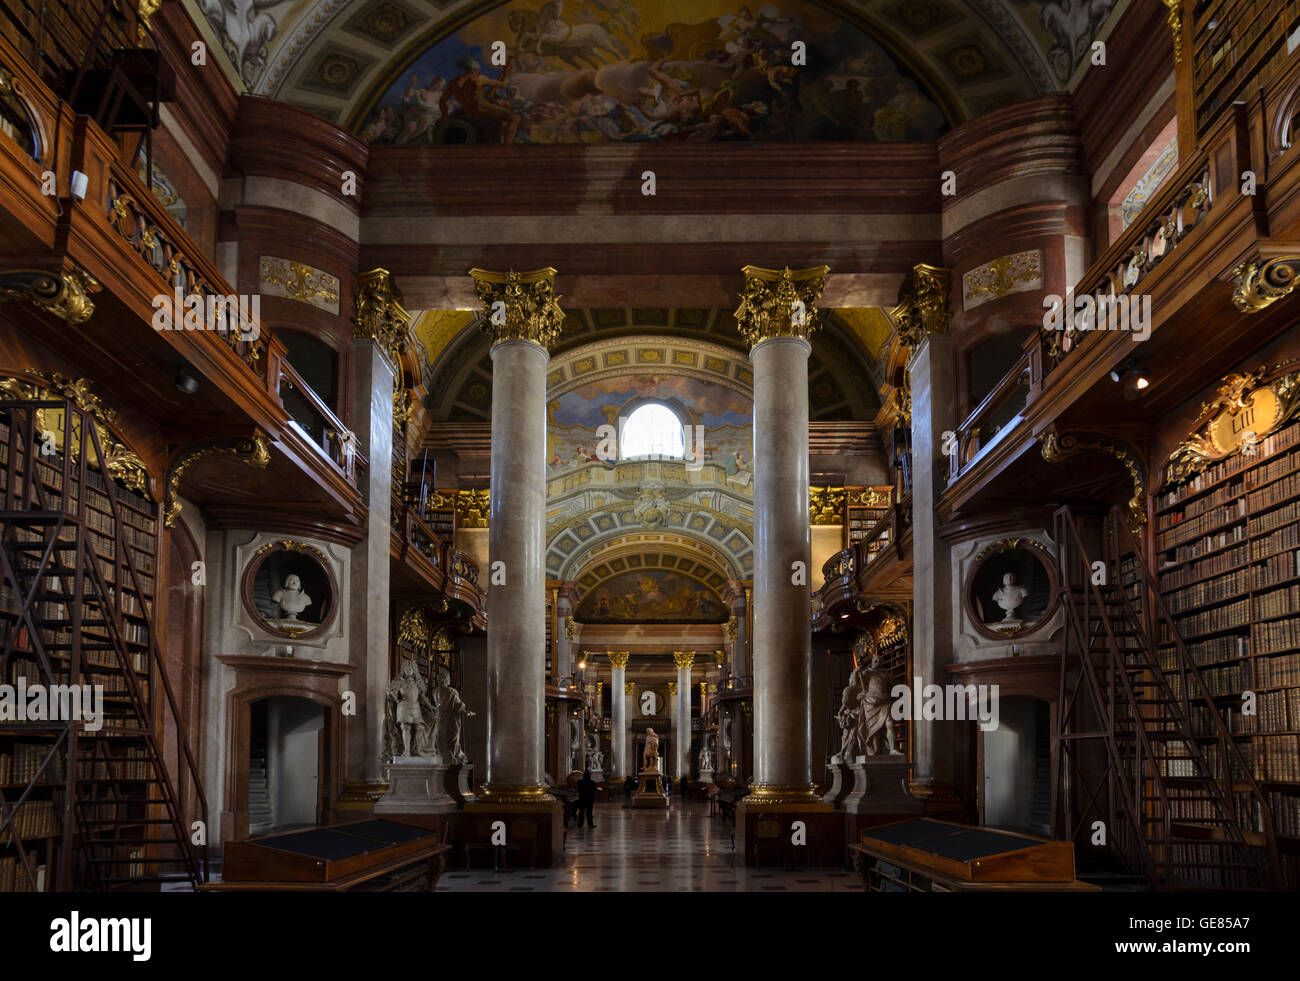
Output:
left=105, top=165, right=270, bottom=378
left=948, top=350, right=1032, bottom=482
left=274, top=351, right=359, bottom=484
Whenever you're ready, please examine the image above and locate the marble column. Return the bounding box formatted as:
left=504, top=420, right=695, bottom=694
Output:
left=734, top=265, right=830, bottom=805
left=607, top=650, right=629, bottom=778
left=470, top=267, right=565, bottom=801
left=667, top=680, right=679, bottom=778
left=673, top=651, right=694, bottom=781
left=900, top=264, right=956, bottom=796
left=345, top=270, right=402, bottom=789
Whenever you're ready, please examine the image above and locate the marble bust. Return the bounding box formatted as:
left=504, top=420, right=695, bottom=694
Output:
left=271, top=573, right=312, bottom=620
left=991, top=571, right=1029, bottom=626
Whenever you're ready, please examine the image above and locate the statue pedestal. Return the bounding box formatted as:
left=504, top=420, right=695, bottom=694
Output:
left=374, top=758, right=458, bottom=815
left=589, top=767, right=605, bottom=783
left=445, top=763, right=475, bottom=806
left=699, top=769, right=714, bottom=785
left=841, top=759, right=917, bottom=815
left=631, top=768, right=670, bottom=808
left=823, top=762, right=850, bottom=806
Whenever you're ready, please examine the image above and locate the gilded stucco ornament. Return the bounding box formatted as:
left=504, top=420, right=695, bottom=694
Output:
left=672, top=650, right=696, bottom=671
left=0, top=373, right=149, bottom=494
left=164, top=431, right=272, bottom=527
left=1232, top=256, right=1299, bottom=314
left=1165, top=363, right=1300, bottom=486
left=0, top=267, right=100, bottom=325
left=470, top=267, right=565, bottom=347
left=733, top=264, right=829, bottom=345
left=352, top=268, right=411, bottom=377
left=809, top=486, right=846, bottom=525
left=892, top=263, right=950, bottom=348
left=606, top=650, right=631, bottom=670
left=1040, top=432, right=1146, bottom=533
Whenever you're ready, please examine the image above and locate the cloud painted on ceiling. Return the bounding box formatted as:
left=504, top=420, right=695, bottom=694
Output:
left=357, top=1, right=948, bottom=145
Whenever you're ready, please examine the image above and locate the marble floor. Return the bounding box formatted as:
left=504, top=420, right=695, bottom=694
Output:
left=435, top=800, right=863, bottom=892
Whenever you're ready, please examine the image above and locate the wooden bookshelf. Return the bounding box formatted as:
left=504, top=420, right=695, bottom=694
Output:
left=1155, top=417, right=1300, bottom=886
left=844, top=486, right=892, bottom=554
left=0, top=399, right=161, bottom=891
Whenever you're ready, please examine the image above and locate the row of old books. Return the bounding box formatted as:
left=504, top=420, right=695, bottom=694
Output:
left=1251, top=521, right=1300, bottom=561
left=1159, top=543, right=1249, bottom=590
left=1157, top=498, right=1246, bottom=551
left=1157, top=477, right=1244, bottom=531
left=1166, top=566, right=1255, bottom=614
left=0, top=857, right=47, bottom=892
left=1167, top=597, right=1250, bottom=641
left=1204, top=736, right=1300, bottom=782
left=1165, top=523, right=1247, bottom=566
left=1249, top=497, right=1300, bottom=536
left=0, top=799, right=56, bottom=844
left=1252, top=617, right=1300, bottom=656
left=1156, top=422, right=1300, bottom=508
left=0, top=743, right=66, bottom=784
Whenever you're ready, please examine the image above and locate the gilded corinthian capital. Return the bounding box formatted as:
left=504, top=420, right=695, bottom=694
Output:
left=733, top=265, right=829, bottom=345
left=352, top=268, right=410, bottom=372
left=672, top=650, right=696, bottom=671
left=606, top=650, right=631, bottom=670
left=892, top=263, right=950, bottom=347
left=470, top=267, right=565, bottom=347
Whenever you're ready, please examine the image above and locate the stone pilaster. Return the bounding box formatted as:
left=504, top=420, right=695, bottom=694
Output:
left=469, top=267, right=564, bottom=804
left=607, top=650, right=629, bottom=779
left=346, top=269, right=404, bottom=788
left=734, top=265, right=829, bottom=806
left=624, top=680, right=637, bottom=774
left=895, top=264, right=957, bottom=797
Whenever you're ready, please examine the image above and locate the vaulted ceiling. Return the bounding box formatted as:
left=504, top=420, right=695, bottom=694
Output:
left=414, top=306, right=884, bottom=423
left=188, top=0, right=1127, bottom=136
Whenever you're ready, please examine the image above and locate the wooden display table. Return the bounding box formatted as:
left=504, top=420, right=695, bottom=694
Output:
left=849, top=818, right=1098, bottom=892
left=202, top=819, right=450, bottom=892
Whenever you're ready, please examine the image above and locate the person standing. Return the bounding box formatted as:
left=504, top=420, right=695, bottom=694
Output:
left=577, top=769, right=597, bottom=828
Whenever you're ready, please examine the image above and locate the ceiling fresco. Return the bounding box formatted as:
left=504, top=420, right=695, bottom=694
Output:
left=185, top=1, right=1127, bottom=131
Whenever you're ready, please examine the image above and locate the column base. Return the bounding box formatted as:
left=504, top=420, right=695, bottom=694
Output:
left=462, top=793, right=564, bottom=868
left=374, top=759, right=459, bottom=815
left=735, top=792, right=838, bottom=867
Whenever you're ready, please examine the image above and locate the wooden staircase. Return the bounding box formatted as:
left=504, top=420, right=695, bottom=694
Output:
left=0, top=393, right=207, bottom=890
left=1053, top=505, right=1281, bottom=889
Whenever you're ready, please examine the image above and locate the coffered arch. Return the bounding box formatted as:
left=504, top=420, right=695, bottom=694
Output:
left=416, top=307, right=879, bottom=424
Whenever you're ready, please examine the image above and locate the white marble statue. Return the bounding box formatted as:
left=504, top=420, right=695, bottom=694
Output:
left=383, top=659, right=435, bottom=760
left=698, top=741, right=714, bottom=773
left=643, top=727, right=660, bottom=772
left=992, top=571, right=1029, bottom=625
left=835, top=670, right=864, bottom=762
left=271, top=573, right=312, bottom=620
left=431, top=668, right=475, bottom=764
left=857, top=653, right=903, bottom=757
left=587, top=736, right=604, bottom=771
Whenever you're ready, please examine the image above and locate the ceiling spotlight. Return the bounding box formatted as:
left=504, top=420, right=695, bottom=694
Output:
left=1122, top=368, right=1151, bottom=400
left=1109, top=367, right=1123, bottom=383
left=175, top=369, right=199, bottom=395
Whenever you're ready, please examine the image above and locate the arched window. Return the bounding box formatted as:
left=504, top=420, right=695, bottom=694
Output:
left=620, top=402, right=686, bottom=459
